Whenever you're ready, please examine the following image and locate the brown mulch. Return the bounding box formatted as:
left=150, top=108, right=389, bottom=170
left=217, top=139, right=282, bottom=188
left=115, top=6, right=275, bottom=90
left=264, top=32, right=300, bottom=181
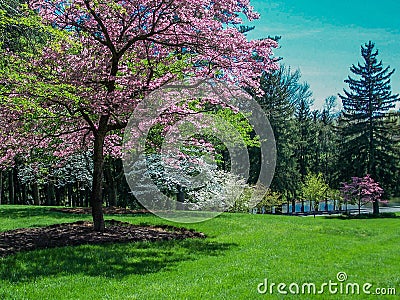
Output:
left=0, top=220, right=205, bottom=257
left=49, top=206, right=150, bottom=215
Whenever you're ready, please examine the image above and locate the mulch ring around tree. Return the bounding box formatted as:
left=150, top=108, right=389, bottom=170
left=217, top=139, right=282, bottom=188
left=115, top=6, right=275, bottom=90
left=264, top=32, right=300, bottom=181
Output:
left=0, top=220, right=206, bottom=257
left=49, top=207, right=150, bottom=215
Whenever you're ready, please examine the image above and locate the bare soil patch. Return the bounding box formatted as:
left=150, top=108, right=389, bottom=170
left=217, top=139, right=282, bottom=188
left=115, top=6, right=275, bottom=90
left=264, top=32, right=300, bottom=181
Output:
left=49, top=206, right=150, bottom=215
left=0, top=220, right=205, bottom=257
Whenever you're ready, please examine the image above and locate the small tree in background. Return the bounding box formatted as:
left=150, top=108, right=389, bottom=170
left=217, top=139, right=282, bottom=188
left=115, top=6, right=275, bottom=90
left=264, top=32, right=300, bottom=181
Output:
left=255, top=188, right=282, bottom=214
left=340, top=174, right=385, bottom=215
left=301, top=173, right=329, bottom=212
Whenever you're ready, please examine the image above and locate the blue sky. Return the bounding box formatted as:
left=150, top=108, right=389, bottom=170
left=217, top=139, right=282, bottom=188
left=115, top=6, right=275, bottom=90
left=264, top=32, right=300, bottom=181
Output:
left=245, top=0, right=400, bottom=109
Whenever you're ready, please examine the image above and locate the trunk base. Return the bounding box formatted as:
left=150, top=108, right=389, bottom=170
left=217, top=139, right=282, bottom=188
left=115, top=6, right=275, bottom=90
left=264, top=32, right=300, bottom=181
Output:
left=92, top=207, right=105, bottom=231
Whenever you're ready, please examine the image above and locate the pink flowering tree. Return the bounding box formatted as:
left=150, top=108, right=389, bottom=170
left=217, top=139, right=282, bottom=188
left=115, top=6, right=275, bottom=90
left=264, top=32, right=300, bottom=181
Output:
left=340, top=175, right=386, bottom=215
left=0, top=0, right=278, bottom=230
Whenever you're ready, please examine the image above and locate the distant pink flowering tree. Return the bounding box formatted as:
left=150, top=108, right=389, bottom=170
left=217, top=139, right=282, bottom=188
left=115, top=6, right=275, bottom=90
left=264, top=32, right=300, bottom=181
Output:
left=0, top=0, right=278, bottom=230
left=340, top=175, right=386, bottom=215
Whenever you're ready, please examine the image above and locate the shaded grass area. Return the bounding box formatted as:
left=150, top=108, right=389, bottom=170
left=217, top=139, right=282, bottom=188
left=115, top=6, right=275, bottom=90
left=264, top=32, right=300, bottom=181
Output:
left=0, top=206, right=399, bottom=299
left=0, top=239, right=235, bottom=283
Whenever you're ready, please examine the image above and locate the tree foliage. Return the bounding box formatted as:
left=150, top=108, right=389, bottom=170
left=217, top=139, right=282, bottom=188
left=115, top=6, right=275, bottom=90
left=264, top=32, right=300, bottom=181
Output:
left=0, top=0, right=48, bottom=52
left=340, top=174, right=385, bottom=215
left=338, top=41, right=400, bottom=195
left=251, top=66, right=301, bottom=198
left=301, top=173, right=329, bottom=211
left=0, top=0, right=278, bottom=230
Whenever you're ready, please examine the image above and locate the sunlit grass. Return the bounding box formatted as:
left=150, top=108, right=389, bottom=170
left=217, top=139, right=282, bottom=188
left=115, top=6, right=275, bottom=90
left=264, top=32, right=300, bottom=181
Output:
left=0, top=205, right=399, bottom=299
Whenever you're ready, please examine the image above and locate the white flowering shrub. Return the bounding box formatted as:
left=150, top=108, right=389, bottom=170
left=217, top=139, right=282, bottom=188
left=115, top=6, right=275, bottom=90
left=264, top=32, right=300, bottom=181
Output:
left=186, top=169, right=249, bottom=211
left=17, top=152, right=93, bottom=188
left=129, top=151, right=252, bottom=212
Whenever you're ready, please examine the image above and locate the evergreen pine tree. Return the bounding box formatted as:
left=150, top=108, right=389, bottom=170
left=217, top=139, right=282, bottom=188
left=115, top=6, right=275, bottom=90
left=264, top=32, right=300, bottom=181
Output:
left=294, top=83, right=316, bottom=182
left=317, top=96, right=340, bottom=188
left=338, top=41, right=400, bottom=212
left=255, top=66, right=302, bottom=202
left=0, top=0, right=47, bottom=52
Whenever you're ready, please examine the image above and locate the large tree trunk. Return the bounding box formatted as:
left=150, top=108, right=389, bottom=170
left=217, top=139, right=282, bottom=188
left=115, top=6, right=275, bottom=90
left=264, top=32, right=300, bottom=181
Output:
left=91, top=116, right=109, bottom=232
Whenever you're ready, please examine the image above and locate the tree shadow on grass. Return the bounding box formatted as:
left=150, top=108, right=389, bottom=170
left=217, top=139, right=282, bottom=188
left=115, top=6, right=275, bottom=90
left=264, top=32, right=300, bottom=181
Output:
left=0, top=239, right=237, bottom=283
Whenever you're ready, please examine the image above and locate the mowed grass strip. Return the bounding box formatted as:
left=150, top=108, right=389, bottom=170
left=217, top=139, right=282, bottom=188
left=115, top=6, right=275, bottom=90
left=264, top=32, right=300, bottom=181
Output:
left=0, top=205, right=399, bottom=299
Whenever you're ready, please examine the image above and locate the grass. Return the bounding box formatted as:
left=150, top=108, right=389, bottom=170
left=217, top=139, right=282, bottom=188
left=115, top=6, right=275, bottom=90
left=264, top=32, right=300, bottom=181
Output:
left=0, top=205, right=399, bottom=299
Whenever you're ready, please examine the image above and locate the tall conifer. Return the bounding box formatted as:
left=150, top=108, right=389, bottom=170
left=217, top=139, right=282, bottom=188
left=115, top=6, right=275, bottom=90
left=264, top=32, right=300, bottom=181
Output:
left=338, top=41, right=400, bottom=211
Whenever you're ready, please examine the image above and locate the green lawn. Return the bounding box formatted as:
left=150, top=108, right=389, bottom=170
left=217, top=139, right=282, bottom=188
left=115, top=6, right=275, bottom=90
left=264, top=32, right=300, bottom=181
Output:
left=0, top=205, right=399, bottom=299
